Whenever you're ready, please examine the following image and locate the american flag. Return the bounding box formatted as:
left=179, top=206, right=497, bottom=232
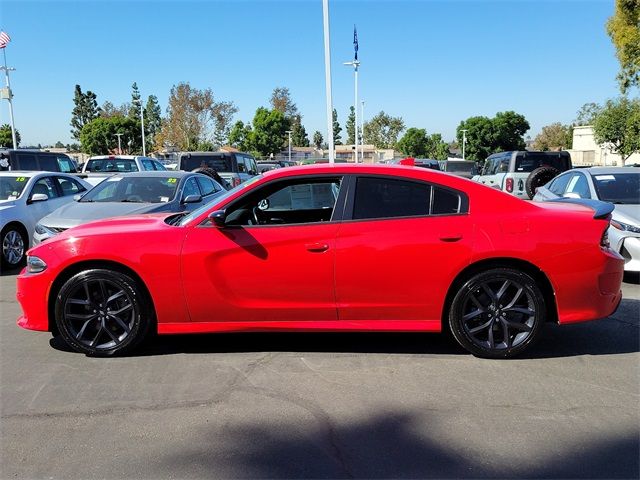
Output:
left=0, top=31, right=10, bottom=49
left=353, top=25, right=358, bottom=61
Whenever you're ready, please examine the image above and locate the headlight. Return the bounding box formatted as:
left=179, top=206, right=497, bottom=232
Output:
left=611, top=220, right=640, bottom=233
left=26, top=256, right=47, bottom=274
left=35, top=223, right=56, bottom=236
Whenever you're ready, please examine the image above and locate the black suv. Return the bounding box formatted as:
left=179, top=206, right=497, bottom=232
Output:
left=0, top=150, right=78, bottom=173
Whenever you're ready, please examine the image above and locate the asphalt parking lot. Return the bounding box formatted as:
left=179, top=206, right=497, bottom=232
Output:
left=1, top=270, right=638, bottom=479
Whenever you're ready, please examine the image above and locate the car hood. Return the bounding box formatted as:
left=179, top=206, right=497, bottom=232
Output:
left=39, top=201, right=172, bottom=229
left=612, top=204, right=640, bottom=226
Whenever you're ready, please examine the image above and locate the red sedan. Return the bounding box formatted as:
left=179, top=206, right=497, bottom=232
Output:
left=16, top=164, right=624, bottom=358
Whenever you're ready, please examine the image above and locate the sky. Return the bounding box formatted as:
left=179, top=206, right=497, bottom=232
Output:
left=0, top=0, right=630, bottom=147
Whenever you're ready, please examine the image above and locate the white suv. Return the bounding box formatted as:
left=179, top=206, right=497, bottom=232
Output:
left=473, top=151, right=572, bottom=199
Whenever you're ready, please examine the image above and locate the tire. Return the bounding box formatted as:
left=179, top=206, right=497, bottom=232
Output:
left=1, top=223, right=27, bottom=272
left=192, top=167, right=230, bottom=190
left=525, top=165, right=560, bottom=199
left=54, top=269, right=152, bottom=356
left=448, top=268, right=545, bottom=359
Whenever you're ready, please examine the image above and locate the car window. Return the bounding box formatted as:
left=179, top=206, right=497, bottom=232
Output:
left=30, top=177, right=60, bottom=199
left=81, top=176, right=179, bottom=203
left=497, top=157, right=510, bottom=173
left=236, top=157, right=247, bottom=174
left=224, top=177, right=342, bottom=226
left=515, top=153, right=571, bottom=173
left=142, top=160, right=155, bottom=171
left=353, top=177, right=431, bottom=220
left=591, top=172, right=640, bottom=204
left=37, top=154, right=59, bottom=172
left=56, top=155, right=77, bottom=173
left=432, top=186, right=463, bottom=215
left=152, top=160, right=167, bottom=171
left=0, top=175, right=30, bottom=200
left=180, top=155, right=231, bottom=172
left=196, top=176, right=219, bottom=196
left=54, top=176, right=86, bottom=197
left=566, top=173, right=591, bottom=198
left=182, top=177, right=200, bottom=198
left=86, top=158, right=139, bottom=172
left=15, top=153, right=38, bottom=170
left=548, top=173, right=572, bottom=195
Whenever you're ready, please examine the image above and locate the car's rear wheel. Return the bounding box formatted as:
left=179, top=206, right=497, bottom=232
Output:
left=449, top=268, right=545, bottom=358
left=1, top=224, right=27, bottom=271
left=55, top=269, right=151, bottom=356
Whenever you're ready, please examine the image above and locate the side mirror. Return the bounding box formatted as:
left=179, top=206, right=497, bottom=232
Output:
left=182, top=194, right=202, bottom=204
left=208, top=210, right=226, bottom=228
left=29, top=193, right=48, bottom=203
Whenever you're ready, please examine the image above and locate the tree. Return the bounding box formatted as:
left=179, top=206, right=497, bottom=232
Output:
left=54, top=141, right=65, bottom=148
left=156, top=82, right=235, bottom=151
left=79, top=116, right=141, bottom=155
left=70, top=85, right=99, bottom=140
left=593, top=97, right=640, bottom=161
left=332, top=109, right=342, bottom=145
left=397, top=128, right=429, bottom=157
left=345, top=106, right=356, bottom=144
left=228, top=120, right=253, bottom=151
left=249, top=107, right=288, bottom=157
left=270, top=87, right=298, bottom=119
left=532, top=123, right=573, bottom=151
left=456, top=111, right=529, bottom=162
left=290, top=115, right=309, bottom=147
left=606, top=0, right=640, bottom=93
left=100, top=101, right=128, bottom=118
left=425, top=133, right=450, bottom=160
left=0, top=124, right=20, bottom=148
left=363, top=111, right=405, bottom=149
left=144, top=95, right=162, bottom=152
left=128, top=82, right=142, bottom=120
left=313, top=131, right=323, bottom=149
left=574, top=102, right=602, bottom=126
left=212, top=100, right=238, bottom=147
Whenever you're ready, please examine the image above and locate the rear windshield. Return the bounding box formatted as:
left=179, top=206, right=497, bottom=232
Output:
left=85, top=158, right=139, bottom=172
left=0, top=175, right=30, bottom=200
left=80, top=176, right=179, bottom=203
left=180, top=155, right=232, bottom=172
left=445, top=162, right=477, bottom=174
left=591, top=172, right=639, bottom=204
left=515, top=153, right=571, bottom=173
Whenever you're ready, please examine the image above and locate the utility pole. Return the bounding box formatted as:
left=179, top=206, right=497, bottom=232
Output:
left=461, top=129, right=468, bottom=161
left=140, top=102, right=146, bottom=156
left=285, top=130, right=292, bottom=163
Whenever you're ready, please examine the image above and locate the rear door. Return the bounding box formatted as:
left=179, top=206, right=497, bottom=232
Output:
left=335, top=175, right=474, bottom=326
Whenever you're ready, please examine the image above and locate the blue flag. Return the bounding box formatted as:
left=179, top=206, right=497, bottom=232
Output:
left=353, top=25, right=358, bottom=61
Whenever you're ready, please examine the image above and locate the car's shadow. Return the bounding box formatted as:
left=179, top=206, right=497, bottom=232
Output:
left=49, top=299, right=639, bottom=359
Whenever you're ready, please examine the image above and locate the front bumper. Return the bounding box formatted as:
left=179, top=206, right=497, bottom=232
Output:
left=16, top=267, right=53, bottom=332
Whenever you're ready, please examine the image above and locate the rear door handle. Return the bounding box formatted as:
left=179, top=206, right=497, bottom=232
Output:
left=439, top=234, right=462, bottom=242
left=305, top=243, right=329, bottom=253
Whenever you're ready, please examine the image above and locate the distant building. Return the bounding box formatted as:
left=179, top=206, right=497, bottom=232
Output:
left=568, top=125, right=640, bottom=166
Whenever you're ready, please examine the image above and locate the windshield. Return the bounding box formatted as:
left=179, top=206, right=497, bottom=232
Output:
left=181, top=155, right=232, bottom=172
left=446, top=162, right=477, bottom=173
left=515, top=153, right=571, bottom=173
left=81, top=176, right=180, bottom=203
left=85, top=158, right=139, bottom=172
left=0, top=175, right=30, bottom=201
left=591, top=172, right=640, bottom=204
left=178, top=175, right=263, bottom=226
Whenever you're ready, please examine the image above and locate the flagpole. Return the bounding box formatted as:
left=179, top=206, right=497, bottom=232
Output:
left=322, top=0, right=335, bottom=164
left=2, top=48, right=17, bottom=149
left=140, top=101, right=146, bottom=156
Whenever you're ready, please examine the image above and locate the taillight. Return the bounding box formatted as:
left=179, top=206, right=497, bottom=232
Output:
left=505, top=178, right=514, bottom=193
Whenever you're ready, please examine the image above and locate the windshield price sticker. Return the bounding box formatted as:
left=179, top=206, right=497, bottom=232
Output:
left=16, top=177, right=26, bottom=182
left=595, top=175, right=616, bottom=181
left=167, top=178, right=177, bottom=184
left=160, top=196, right=169, bottom=203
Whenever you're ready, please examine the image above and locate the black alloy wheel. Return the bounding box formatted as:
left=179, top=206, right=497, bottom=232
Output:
left=1, top=225, right=27, bottom=271
left=55, top=269, right=151, bottom=356
left=449, top=268, right=545, bottom=358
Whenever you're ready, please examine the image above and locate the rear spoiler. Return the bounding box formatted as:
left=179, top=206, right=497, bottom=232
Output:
left=548, top=198, right=615, bottom=219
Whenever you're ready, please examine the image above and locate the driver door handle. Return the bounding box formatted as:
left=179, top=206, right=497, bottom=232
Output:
left=305, top=243, right=329, bottom=253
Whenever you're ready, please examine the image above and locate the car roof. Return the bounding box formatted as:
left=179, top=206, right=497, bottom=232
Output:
left=108, top=171, right=193, bottom=179
left=580, top=167, right=640, bottom=175
left=0, top=170, right=75, bottom=177
left=262, top=163, right=456, bottom=181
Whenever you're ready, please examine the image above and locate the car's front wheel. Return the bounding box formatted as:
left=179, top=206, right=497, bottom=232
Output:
left=55, top=269, right=152, bottom=356
left=1, top=224, right=27, bottom=271
left=449, top=268, right=545, bottom=358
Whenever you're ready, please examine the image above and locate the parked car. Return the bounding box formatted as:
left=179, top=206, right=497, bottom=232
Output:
left=395, top=157, right=441, bottom=170
left=82, top=155, right=166, bottom=173
left=177, top=151, right=258, bottom=188
left=533, top=166, right=640, bottom=272
left=33, top=171, right=226, bottom=245
left=0, top=149, right=78, bottom=173
left=473, top=151, right=572, bottom=199
left=256, top=162, right=281, bottom=173
left=17, top=164, right=624, bottom=358
left=438, top=160, right=478, bottom=179
left=0, top=171, right=92, bottom=270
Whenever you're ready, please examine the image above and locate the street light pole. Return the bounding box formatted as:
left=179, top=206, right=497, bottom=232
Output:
left=140, top=102, right=146, bottom=156
left=285, top=130, right=292, bottom=163
left=322, top=0, right=335, bottom=164
left=1, top=49, right=17, bottom=149
left=115, top=133, right=123, bottom=154
left=461, top=129, right=468, bottom=161
left=360, top=100, right=365, bottom=162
